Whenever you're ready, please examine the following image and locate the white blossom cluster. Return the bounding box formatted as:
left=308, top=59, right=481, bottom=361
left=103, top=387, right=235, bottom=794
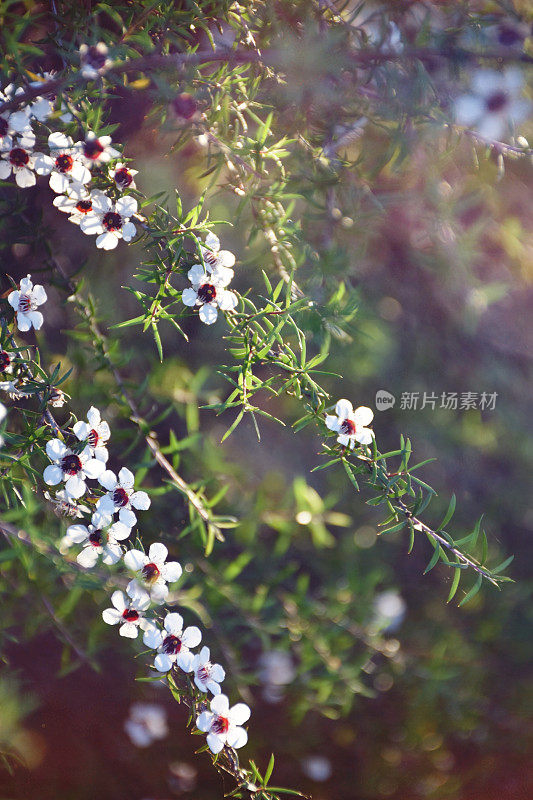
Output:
left=1, top=81, right=240, bottom=324
left=0, top=70, right=381, bottom=762
left=39, top=398, right=244, bottom=754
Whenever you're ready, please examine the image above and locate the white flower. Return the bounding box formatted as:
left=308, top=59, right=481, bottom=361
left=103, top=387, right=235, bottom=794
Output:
left=124, top=542, right=182, bottom=604
left=75, top=130, right=120, bottom=167
left=45, top=488, right=91, bottom=519
left=43, top=438, right=105, bottom=499
left=124, top=703, right=168, bottom=748
left=53, top=185, right=108, bottom=226
left=79, top=43, right=113, bottom=80
left=325, top=399, right=374, bottom=447
left=48, top=388, right=67, bottom=408
left=72, top=405, right=110, bottom=463
left=190, top=646, right=225, bottom=695
left=200, top=233, right=236, bottom=278
left=0, top=133, right=42, bottom=188
left=34, top=132, right=91, bottom=194
left=102, top=585, right=150, bottom=638
left=143, top=612, right=201, bottom=672
left=0, top=350, right=14, bottom=374
left=66, top=511, right=131, bottom=568
left=196, top=695, right=250, bottom=754
left=0, top=111, right=32, bottom=149
left=79, top=194, right=137, bottom=250
left=0, top=84, right=33, bottom=134
left=182, top=261, right=238, bottom=325
left=454, top=68, right=531, bottom=140
left=97, top=466, right=150, bottom=525
left=28, top=72, right=71, bottom=122
left=109, top=161, right=137, bottom=190
left=8, top=274, right=47, bottom=331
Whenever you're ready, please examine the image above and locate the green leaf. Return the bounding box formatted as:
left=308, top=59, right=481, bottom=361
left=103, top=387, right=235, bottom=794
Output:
left=447, top=566, right=461, bottom=603
left=437, top=493, right=456, bottom=531
left=459, top=573, right=483, bottom=606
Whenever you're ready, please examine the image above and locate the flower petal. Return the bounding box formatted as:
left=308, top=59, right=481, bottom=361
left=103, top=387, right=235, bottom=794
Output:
left=353, top=406, right=374, bottom=427
left=154, top=653, right=174, bottom=672
left=148, top=542, right=168, bottom=564
left=118, top=467, right=135, bottom=488
left=199, top=303, right=218, bottom=325
left=161, top=560, right=182, bottom=583
left=43, top=464, right=63, bottom=485
left=226, top=725, right=248, bottom=749
left=182, top=287, right=199, bottom=306
left=228, top=703, right=250, bottom=726
left=130, top=490, right=150, bottom=510
left=335, top=399, right=353, bottom=419
left=124, top=549, right=147, bottom=572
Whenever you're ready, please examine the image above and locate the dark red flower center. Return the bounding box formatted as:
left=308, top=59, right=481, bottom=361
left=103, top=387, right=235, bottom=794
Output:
left=102, top=211, right=122, bottom=231
left=197, top=664, right=211, bottom=683
left=339, top=418, right=356, bottom=436
left=162, top=634, right=182, bottom=654
left=55, top=154, right=73, bottom=172
left=0, top=351, right=11, bottom=370
left=89, top=529, right=104, bottom=547
left=113, top=487, right=130, bottom=507
left=0, top=117, right=9, bottom=136
left=10, top=147, right=29, bottom=167
left=87, top=428, right=99, bottom=447
left=18, top=294, right=31, bottom=312
left=197, top=283, right=217, bottom=303
left=61, top=454, right=82, bottom=475
left=114, top=167, right=133, bottom=187
left=211, top=715, right=229, bottom=734
left=122, top=608, right=139, bottom=622
left=83, top=138, right=104, bottom=159
left=203, top=251, right=218, bottom=266
left=486, top=91, right=508, bottom=113
left=76, top=199, right=92, bottom=213
left=86, top=46, right=108, bottom=69
left=141, top=562, right=160, bottom=583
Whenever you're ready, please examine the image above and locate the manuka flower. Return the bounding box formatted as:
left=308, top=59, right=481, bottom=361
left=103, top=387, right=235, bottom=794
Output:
left=79, top=43, right=113, bottom=80
left=0, top=349, right=14, bottom=375
left=8, top=274, right=47, bottom=331
left=0, top=132, right=43, bottom=188
left=190, top=646, right=225, bottom=695
left=43, top=439, right=105, bottom=498
left=182, top=263, right=238, bottom=325
left=97, top=466, right=150, bottom=525
left=48, top=388, right=67, bottom=408
left=53, top=186, right=108, bottom=226
left=102, top=585, right=150, bottom=638
left=0, top=84, right=33, bottom=135
left=109, top=161, right=137, bottom=191
left=454, top=68, right=531, bottom=140
left=34, top=132, right=91, bottom=194
left=72, top=406, right=110, bottom=463
left=66, top=511, right=131, bottom=568
left=124, top=542, right=182, bottom=604
left=196, top=695, right=250, bottom=754
left=143, top=612, right=201, bottom=673
left=200, top=233, right=236, bottom=281
left=325, top=400, right=374, bottom=447
left=75, top=131, right=120, bottom=167
left=79, top=194, right=137, bottom=250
